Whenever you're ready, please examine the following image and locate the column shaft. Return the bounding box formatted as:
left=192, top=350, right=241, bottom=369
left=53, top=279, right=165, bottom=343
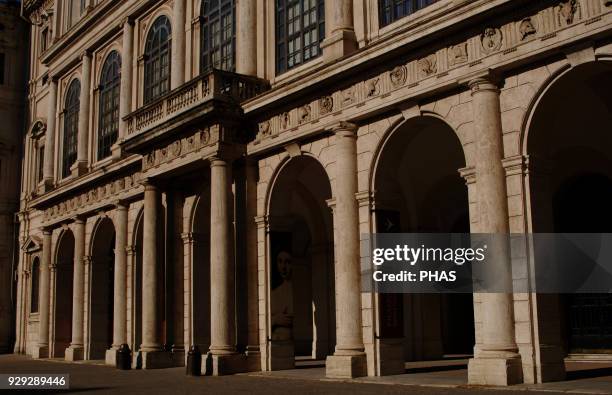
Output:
left=76, top=53, right=91, bottom=171
left=326, top=123, right=366, bottom=378
left=245, top=161, right=260, bottom=368
left=209, top=158, right=235, bottom=355
left=43, top=80, right=57, bottom=187
left=68, top=220, right=85, bottom=354
left=113, top=203, right=128, bottom=347
left=36, top=230, right=52, bottom=358
left=171, top=0, right=186, bottom=88
left=141, top=182, right=161, bottom=352
left=467, top=76, right=522, bottom=386
left=117, top=18, right=133, bottom=153
left=236, top=0, right=257, bottom=76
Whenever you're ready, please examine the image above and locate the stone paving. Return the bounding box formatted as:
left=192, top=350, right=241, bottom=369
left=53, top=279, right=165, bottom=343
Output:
left=0, top=355, right=611, bottom=394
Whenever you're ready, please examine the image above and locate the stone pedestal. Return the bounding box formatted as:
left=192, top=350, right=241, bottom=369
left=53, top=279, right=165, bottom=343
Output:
left=205, top=353, right=247, bottom=376
left=468, top=353, right=523, bottom=386
left=140, top=351, right=175, bottom=369
left=64, top=346, right=84, bottom=361
left=326, top=355, right=368, bottom=379
left=320, top=0, right=357, bottom=62
left=34, top=230, right=52, bottom=360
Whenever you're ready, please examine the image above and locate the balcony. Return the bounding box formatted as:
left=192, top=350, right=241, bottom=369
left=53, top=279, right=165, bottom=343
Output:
left=123, top=70, right=268, bottom=146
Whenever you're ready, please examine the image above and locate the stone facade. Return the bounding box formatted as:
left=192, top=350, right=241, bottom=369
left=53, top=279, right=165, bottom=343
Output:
left=0, top=0, right=27, bottom=354
left=12, top=0, right=612, bottom=386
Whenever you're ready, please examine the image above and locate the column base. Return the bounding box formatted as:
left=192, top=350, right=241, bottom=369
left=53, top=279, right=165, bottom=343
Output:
left=204, top=353, right=247, bottom=376
left=326, top=354, right=367, bottom=379
left=70, top=161, right=88, bottom=177
left=468, top=354, right=523, bottom=386
left=139, top=350, right=175, bottom=369
left=245, top=349, right=261, bottom=371
left=111, top=143, right=123, bottom=161
left=65, top=346, right=84, bottom=362
left=320, top=30, right=357, bottom=63
left=105, top=347, right=118, bottom=366
left=32, top=345, right=49, bottom=359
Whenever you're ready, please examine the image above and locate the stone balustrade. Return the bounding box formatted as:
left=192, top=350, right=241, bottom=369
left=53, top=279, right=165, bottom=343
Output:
left=124, top=71, right=268, bottom=140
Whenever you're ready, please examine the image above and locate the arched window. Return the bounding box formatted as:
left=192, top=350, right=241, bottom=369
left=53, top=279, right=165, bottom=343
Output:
left=144, top=16, right=172, bottom=104
left=30, top=257, right=40, bottom=313
left=62, top=79, right=80, bottom=178
left=276, top=0, right=324, bottom=74
left=98, top=51, right=121, bottom=160
left=200, top=0, right=235, bottom=73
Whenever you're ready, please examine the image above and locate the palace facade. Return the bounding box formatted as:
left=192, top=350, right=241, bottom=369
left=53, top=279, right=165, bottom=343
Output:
left=13, top=0, right=612, bottom=386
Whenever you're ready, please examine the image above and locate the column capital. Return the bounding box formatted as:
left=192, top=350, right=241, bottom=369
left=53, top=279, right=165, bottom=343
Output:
left=113, top=199, right=129, bottom=210
left=209, top=156, right=230, bottom=167
left=140, top=178, right=158, bottom=191
left=459, top=166, right=477, bottom=185
left=79, top=50, right=92, bottom=61
left=42, top=227, right=53, bottom=236
left=458, top=69, right=502, bottom=93
left=71, top=215, right=86, bottom=225
left=330, top=121, right=358, bottom=136
left=121, top=16, right=135, bottom=27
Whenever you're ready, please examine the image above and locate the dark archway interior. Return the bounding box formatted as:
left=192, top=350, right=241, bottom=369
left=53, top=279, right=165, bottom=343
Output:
left=528, top=61, right=612, bottom=354
left=268, top=156, right=336, bottom=365
left=89, top=218, right=115, bottom=359
left=374, top=116, right=474, bottom=363
left=192, top=187, right=211, bottom=355
left=54, top=231, right=74, bottom=357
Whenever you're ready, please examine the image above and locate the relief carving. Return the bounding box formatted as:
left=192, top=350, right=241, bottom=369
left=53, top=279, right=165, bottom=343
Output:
left=448, top=43, right=468, bottom=66
left=366, top=77, right=380, bottom=97
left=519, top=18, right=537, bottom=40
left=418, top=54, right=437, bottom=78
left=481, top=27, right=503, bottom=54
left=280, top=112, right=290, bottom=129
left=319, top=96, right=333, bottom=115
left=558, top=0, right=578, bottom=25
left=298, top=104, right=311, bottom=124
left=389, top=65, right=408, bottom=87
left=342, top=87, right=356, bottom=106
left=259, top=121, right=271, bottom=136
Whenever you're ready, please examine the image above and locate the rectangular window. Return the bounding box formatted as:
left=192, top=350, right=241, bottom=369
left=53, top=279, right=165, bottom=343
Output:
left=37, top=146, right=44, bottom=183
left=276, top=0, right=324, bottom=74
left=378, top=0, right=438, bottom=27
left=0, top=53, right=5, bottom=85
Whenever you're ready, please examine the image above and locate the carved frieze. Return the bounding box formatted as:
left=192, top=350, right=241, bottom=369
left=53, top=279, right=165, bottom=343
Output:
left=481, top=27, right=503, bottom=54
left=142, top=126, right=217, bottom=170
left=319, top=96, right=334, bottom=115
left=558, top=0, right=578, bottom=26
left=418, top=54, right=438, bottom=78
left=389, top=65, right=408, bottom=87
left=448, top=43, right=468, bottom=66
left=519, top=18, right=537, bottom=40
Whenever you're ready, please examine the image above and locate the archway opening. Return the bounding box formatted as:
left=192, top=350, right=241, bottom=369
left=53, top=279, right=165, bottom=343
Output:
left=89, top=217, right=115, bottom=359
left=192, top=189, right=211, bottom=356
left=528, top=61, right=612, bottom=361
left=373, top=116, right=473, bottom=374
left=53, top=230, right=74, bottom=357
left=268, top=156, right=336, bottom=369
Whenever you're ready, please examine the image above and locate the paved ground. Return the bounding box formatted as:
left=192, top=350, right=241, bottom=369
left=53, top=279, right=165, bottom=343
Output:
left=0, top=355, right=610, bottom=394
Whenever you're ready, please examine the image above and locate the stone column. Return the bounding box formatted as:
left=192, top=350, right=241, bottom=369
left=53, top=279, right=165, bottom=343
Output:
left=140, top=180, right=172, bottom=368
left=33, top=229, right=52, bottom=359
left=320, top=0, right=357, bottom=63
left=466, top=75, right=522, bottom=386
left=326, top=122, right=367, bottom=378
left=236, top=0, right=257, bottom=76
left=171, top=0, right=186, bottom=89
left=66, top=218, right=85, bottom=361
left=42, top=79, right=57, bottom=191
left=114, top=17, right=134, bottom=159
left=72, top=51, right=90, bottom=176
left=245, top=161, right=260, bottom=370
left=51, top=0, right=62, bottom=41
left=106, top=202, right=128, bottom=365
left=181, top=232, right=193, bottom=361
left=208, top=157, right=244, bottom=375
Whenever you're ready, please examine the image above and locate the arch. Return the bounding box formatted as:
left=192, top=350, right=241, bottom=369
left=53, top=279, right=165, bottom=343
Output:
left=52, top=228, right=75, bottom=358
left=369, top=114, right=473, bottom=374
left=523, top=59, right=612, bottom=367
left=200, top=0, right=235, bottom=73
left=97, top=50, right=121, bottom=160
left=266, top=154, right=335, bottom=368
left=144, top=15, right=172, bottom=104
left=62, top=79, right=81, bottom=178
left=88, top=217, right=116, bottom=360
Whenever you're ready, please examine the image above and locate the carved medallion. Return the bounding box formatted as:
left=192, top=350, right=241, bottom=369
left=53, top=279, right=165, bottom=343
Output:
left=199, top=128, right=211, bottom=146
left=481, top=27, right=503, bottom=54
left=259, top=121, right=271, bottom=136
left=389, top=65, right=408, bottom=87
left=319, top=96, right=333, bottom=115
